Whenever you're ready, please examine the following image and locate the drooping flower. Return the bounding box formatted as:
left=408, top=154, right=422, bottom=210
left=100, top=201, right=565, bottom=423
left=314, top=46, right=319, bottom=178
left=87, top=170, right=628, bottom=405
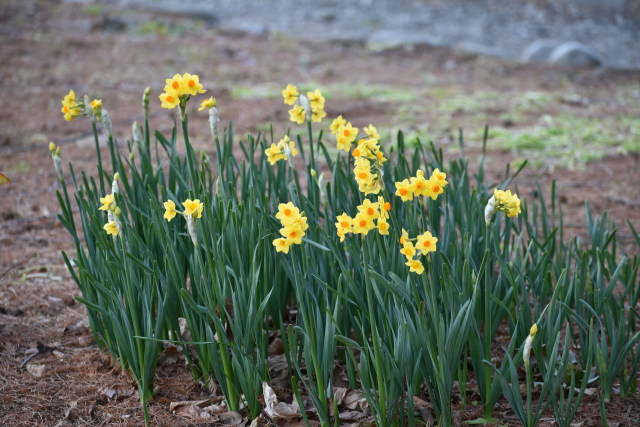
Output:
left=198, top=96, right=217, bottom=111
left=163, top=200, right=177, bottom=222
left=99, top=194, right=115, bottom=211
left=103, top=221, right=119, bottom=236
left=405, top=259, right=425, bottom=274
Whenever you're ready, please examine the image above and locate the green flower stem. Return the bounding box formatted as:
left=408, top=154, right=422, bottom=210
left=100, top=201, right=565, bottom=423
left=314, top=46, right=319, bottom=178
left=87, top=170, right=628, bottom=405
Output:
left=362, top=240, right=387, bottom=423
left=525, top=360, right=533, bottom=427
left=483, top=223, right=492, bottom=417
left=307, top=120, right=316, bottom=172
left=91, top=120, right=105, bottom=194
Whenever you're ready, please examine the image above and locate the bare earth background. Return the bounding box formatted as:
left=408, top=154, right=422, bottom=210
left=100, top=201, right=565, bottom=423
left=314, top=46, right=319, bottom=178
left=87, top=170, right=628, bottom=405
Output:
left=0, top=0, right=639, bottom=425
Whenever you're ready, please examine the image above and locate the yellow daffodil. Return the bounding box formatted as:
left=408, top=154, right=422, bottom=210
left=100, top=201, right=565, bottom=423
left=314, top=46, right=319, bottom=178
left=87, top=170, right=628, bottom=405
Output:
left=406, top=259, right=425, bottom=274
left=400, top=241, right=416, bottom=260
left=159, top=92, right=180, bottom=109
left=61, top=89, right=80, bottom=121
left=99, top=193, right=115, bottom=211
left=282, top=84, right=299, bottom=105
left=311, top=108, right=327, bottom=123
left=265, top=143, right=285, bottom=165
left=377, top=219, right=390, bottom=235
left=352, top=212, right=375, bottom=236
left=400, top=228, right=410, bottom=246
left=289, top=105, right=306, bottom=124
left=182, top=199, right=204, bottom=219
left=364, top=124, right=380, bottom=140
left=357, top=199, right=380, bottom=220
left=103, top=221, right=119, bottom=236
left=410, top=170, right=430, bottom=198
left=416, top=231, right=438, bottom=255
left=330, top=115, right=346, bottom=135
left=307, top=89, right=325, bottom=110
left=336, top=122, right=358, bottom=152
left=431, top=168, right=448, bottom=185
left=276, top=202, right=301, bottom=225
left=395, top=179, right=414, bottom=202
left=163, top=200, right=177, bottom=222
left=273, top=237, right=292, bottom=254
left=198, top=97, right=217, bottom=111
left=335, top=213, right=353, bottom=242
left=164, top=74, right=184, bottom=94
left=494, top=189, right=521, bottom=218
left=280, top=223, right=304, bottom=245
left=182, top=73, right=206, bottom=96
left=427, top=178, right=445, bottom=200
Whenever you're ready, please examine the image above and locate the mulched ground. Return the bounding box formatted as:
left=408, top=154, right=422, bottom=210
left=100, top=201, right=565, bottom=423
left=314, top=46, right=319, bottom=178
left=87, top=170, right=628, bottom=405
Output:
left=0, top=0, right=639, bottom=425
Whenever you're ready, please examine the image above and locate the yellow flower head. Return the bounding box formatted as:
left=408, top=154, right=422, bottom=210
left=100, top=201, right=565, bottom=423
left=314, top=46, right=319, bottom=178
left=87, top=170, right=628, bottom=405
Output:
left=182, top=199, right=204, bottom=219
left=311, top=108, right=327, bottom=123
left=416, top=230, right=438, bottom=255
left=265, top=143, right=285, bottom=165
left=182, top=73, right=206, bottom=96
left=336, top=122, right=358, bottom=152
left=377, top=196, right=391, bottom=220
left=395, top=178, right=414, bottom=202
left=90, top=99, right=102, bottom=113
left=399, top=228, right=410, bottom=246
left=198, top=96, right=217, bottom=111
left=357, top=199, right=380, bottom=220
left=364, top=124, right=380, bottom=140
left=280, top=223, right=304, bottom=245
left=400, top=241, right=416, bottom=260
left=405, top=259, right=425, bottom=274
left=163, top=200, right=177, bottom=222
left=530, top=323, right=538, bottom=337
left=330, top=115, right=346, bottom=135
left=289, top=105, right=306, bottom=125
left=377, top=218, right=390, bottom=235
left=273, top=237, right=292, bottom=254
left=99, top=193, right=115, bottom=211
left=335, top=213, right=353, bottom=242
left=282, top=84, right=299, bottom=105
left=164, top=74, right=184, bottom=94
left=431, top=168, right=448, bottom=185
left=307, top=89, right=325, bottom=111
left=61, top=89, right=79, bottom=121
left=159, top=92, right=180, bottom=109
left=277, top=135, right=298, bottom=162
left=410, top=170, right=430, bottom=198
left=494, top=189, right=521, bottom=218
left=103, top=221, right=119, bottom=236
left=352, top=211, right=375, bottom=236
left=276, top=202, right=301, bottom=225
left=427, top=178, right=445, bottom=200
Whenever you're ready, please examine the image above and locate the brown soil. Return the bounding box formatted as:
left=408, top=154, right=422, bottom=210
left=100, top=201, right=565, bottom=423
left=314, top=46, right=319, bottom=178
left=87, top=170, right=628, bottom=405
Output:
left=0, top=1, right=639, bottom=426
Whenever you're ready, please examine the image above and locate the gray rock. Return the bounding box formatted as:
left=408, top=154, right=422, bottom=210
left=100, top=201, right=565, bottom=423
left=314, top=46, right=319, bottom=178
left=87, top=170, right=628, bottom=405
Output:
left=521, top=39, right=560, bottom=63
left=367, top=29, right=446, bottom=51
left=549, top=41, right=602, bottom=67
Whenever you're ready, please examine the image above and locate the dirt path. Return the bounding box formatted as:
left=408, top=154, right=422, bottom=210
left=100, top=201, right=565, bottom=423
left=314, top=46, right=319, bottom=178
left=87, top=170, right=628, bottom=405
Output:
left=1, top=1, right=639, bottom=425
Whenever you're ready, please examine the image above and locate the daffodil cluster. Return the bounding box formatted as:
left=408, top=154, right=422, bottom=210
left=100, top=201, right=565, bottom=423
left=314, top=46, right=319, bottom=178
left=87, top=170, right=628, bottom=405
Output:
left=335, top=196, right=391, bottom=242
left=272, top=202, right=308, bottom=254
left=331, top=116, right=358, bottom=152
left=61, top=90, right=81, bottom=121
left=99, top=179, right=122, bottom=237
left=265, top=135, right=298, bottom=166
left=398, top=228, right=438, bottom=274
left=395, top=168, right=448, bottom=202
left=282, top=84, right=326, bottom=124
left=163, top=198, right=204, bottom=246
left=159, top=73, right=206, bottom=118
left=352, top=135, right=387, bottom=196
left=484, top=188, right=522, bottom=224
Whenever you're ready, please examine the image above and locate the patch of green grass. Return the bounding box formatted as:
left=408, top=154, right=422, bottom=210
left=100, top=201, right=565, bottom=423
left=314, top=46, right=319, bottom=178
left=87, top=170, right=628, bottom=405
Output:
left=325, top=83, right=419, bottom=103
left=230, top=84, right=282, bottom=99
left=487, top=115, right=640, bottom=169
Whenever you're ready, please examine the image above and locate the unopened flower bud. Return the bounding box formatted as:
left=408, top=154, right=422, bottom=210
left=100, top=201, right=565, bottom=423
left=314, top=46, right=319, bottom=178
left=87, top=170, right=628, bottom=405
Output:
left=299, top=94, right=311, bottom=120
left=111, top=174, right=120, bottom=194
left=523, top=323, right=538, bottom=367
left=102, top=109, right=113, bottom=138
left=484, top=195, right=496, bottom=225
left=143, top=87, right=151, bottom=117
left=310, top=168, right=317, bottom=178
left=55, top=147, right=61, bottom=156
left=186, top=215, right=198, bottom=247
left=114, top=206, right=121, bottom=216
left=49, top=141, right=56, bottom=153
left=129, top=152, right=135, bottom=162
left=132, top=121, right=142, bottom=145
left=84, top=95, right=95, bottom=123
left=209, top=106, right=219, bottom=137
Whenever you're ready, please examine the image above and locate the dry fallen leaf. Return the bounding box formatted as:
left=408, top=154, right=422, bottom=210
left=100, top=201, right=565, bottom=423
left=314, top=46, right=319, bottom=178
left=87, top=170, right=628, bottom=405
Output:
left=263, top=381, right=301, bottom=420
left=103, top=384, right=134, bottom=401
left=26, top=364, right=46, bottom=378
left=0, top=174, right=10, bottom=184
left=169, top=397, right=217, bottom=413
left=214, top=410, right=245, bottom=426
left=176, top=404, right=211, bottom=419
left=343, top=389, right=367, bottom=411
